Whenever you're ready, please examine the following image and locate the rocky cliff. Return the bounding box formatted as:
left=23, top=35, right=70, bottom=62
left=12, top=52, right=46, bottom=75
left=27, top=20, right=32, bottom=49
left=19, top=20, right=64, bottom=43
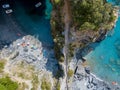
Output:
left=50, top=0, right=118, bottom=60
left=0, top=35, right=61, bottom=90
left=50, top=0, right=120, bottom=90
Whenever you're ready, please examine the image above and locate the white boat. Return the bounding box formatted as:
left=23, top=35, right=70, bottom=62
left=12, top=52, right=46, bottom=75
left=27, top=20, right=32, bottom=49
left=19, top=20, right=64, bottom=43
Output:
left=5, top=9, right=13, bottom=14
left=2, top=4, right=10, bottom=9
left=35, top=2, right=42, bottom=8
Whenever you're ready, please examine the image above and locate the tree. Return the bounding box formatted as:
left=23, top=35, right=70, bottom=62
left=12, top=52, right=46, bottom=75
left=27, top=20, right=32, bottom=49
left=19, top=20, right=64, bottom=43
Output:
left=70, top=0, right=116, bottom=31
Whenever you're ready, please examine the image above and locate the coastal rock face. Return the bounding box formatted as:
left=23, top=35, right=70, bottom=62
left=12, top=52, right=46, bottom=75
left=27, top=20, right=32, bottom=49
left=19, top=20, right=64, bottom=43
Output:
left=0, top=35, right=59, bottom=90
left=50, top=0, right=118, bottom=59
left=50, top=1, right=120, bottom=89
left=69, top=59, right=120, bottom=90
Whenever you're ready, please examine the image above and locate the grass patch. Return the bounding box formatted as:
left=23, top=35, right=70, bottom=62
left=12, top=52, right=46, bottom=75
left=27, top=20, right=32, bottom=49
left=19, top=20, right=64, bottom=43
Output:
left=0, top=84, right=6, bottom=90
left=13, top=61, right=35, bottom=80
left=18, top=73, right=25, bottom=79
left=67, top=69, right=74, bottom=78
left=31, top=75, right=39, bottom=90
left=0, top=77, right=18, bottom=90
left=32, top=75, right=39, bottom=84
left=55, top=0, right=60, bottom=4
left=56, top=81, right=60, bottom=90
left=41, top=78, right=51, bottom=90
left=0, top=60, right=6, bottom=73
left=17, top=82, right=28, bottom=90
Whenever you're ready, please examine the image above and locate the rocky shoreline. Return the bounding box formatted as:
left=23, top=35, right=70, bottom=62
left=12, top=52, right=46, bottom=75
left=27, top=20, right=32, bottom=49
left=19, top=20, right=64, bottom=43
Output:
left=0, top=35, right=58, bottom=72
left=0, top=33, right=120, bottom=90
left=70, top=59, right=120, bottom=90
left=0, top=35, right=59, bottom=90
left=70, top=8, right=120, bottom=90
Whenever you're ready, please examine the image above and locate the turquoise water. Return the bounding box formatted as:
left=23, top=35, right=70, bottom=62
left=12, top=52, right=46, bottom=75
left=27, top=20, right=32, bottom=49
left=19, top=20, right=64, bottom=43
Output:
left=13, top=0, right=53, bottom=46
left=85, top=1, right=120, bottom=84
left=107, top=0, right=120, bottom=5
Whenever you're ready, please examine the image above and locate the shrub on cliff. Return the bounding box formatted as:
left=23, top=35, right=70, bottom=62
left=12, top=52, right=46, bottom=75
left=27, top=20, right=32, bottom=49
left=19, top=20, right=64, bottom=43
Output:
left=68, top=69, right=74, bottom=78
left=0, top=77, right=18, bottom=90
left=0, top=60, right=6, bottom=73
left=41, top=78, right=51, bottom=90
left=71, top=0, right=116, bottom=31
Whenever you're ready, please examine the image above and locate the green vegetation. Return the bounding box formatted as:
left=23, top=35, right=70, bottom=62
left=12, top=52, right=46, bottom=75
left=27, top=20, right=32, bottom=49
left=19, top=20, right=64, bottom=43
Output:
left=71, top=0, right=116, bottom=31
left=17, top=82, right=28, bottom=90
left=0, top=84, right=6, bottom=90
left=0, top=60, right=6, bottom=73
left=31, top=75, right=39, bottom=90
left=32, top=75, right=39, bottom=84
left=51, top=0, right=117, bottom=62
left=0, top=77, right=18, bottom=90
left=18, top=73, right=24, bottom=79
left=41, top=78, right=51, bottom=90
left=69, top=43, right=76, bottom=59
left=55, top=64, right=64, bottom=79
left=67, top=69, right=74, bottom=78
left=56, top=81, right=60, bottom=90
left=54, top=0, right=60, bottom=4
left=51, top=0, right=65, bottom=62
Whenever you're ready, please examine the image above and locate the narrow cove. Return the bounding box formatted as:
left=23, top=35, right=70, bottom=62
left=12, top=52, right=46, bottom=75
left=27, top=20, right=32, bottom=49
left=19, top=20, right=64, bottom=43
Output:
left=13, top=0, right=54, bottom=46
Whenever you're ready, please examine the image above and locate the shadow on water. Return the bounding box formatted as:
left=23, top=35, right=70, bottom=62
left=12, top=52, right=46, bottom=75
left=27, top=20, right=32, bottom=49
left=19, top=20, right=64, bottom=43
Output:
left=0, top=0, right=54, bottom=49
left=0, top=1, right=26, bottom=49
left=0, top=0, right=59, bottom=76
left=13, top=0, right=54, bottom=47
left=15, top=0, right=46, bottom=15
left=75, top=42, right=100, bottom=61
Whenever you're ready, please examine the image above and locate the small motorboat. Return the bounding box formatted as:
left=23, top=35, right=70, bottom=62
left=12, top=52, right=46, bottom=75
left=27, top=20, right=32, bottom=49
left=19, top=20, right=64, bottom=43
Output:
left=2, top=4, right=10, bottom=9
left=35, top=2, right=42, bottom=8
left=5, top=9, right=13, bottom=14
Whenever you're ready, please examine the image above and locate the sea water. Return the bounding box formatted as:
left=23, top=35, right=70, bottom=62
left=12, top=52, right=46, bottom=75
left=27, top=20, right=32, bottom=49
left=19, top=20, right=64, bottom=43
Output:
left=85, top=1, right=120, bottom=84
left=13, top=0, right=53, bottom=46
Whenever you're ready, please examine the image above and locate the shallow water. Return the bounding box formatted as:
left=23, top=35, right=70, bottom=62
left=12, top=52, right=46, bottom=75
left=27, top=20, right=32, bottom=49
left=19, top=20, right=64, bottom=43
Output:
left=85, top=1, right=120, bottom=84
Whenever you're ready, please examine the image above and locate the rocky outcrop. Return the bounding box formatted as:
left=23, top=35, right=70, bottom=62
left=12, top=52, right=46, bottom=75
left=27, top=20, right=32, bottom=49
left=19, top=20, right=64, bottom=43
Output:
left=50, top=0, right=119, bottom=58
left=0, top=35, right=59, bottom=90
left=69, top=58, right=120, bottom=90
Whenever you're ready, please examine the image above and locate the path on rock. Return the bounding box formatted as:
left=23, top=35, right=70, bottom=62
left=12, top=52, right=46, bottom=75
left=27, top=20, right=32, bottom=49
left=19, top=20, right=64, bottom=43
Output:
left=63, top=0, right=72, bottom=90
